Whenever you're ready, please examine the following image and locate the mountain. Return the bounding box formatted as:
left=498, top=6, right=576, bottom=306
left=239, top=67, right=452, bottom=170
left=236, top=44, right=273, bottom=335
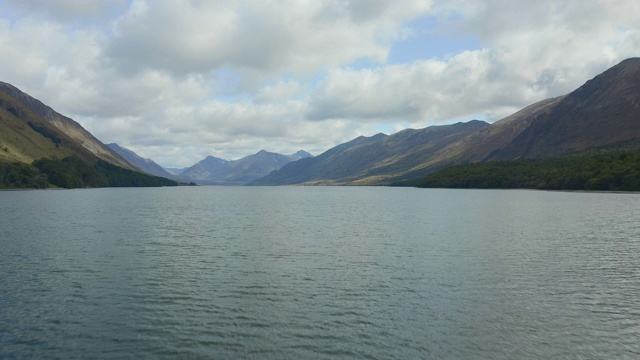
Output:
left=250, top=121, right=489, bottom=185
left=0, top=82, right=136, bottom=170
left=407, top=58, right=640, bottom=189
left=180, top=156, right=229, bottom=182
left=0, top=82, right=177, bottom=188
left=289, top=150, right=313, bottom=160
left=182, top=150, right=313, bottom=185
left=4, top=57, right=638, bottom=189
left=165, top=167, right=187, bottom=176
left=253, top=57, right=640, bottom=186
left=107, top=143, right=185, bottom=182
left=402, top=57, right=640, bottom=180
left=485, top=57, right=640, bottom=160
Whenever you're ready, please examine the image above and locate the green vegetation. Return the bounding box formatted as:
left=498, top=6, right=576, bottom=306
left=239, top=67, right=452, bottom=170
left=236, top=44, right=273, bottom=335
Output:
left=33, top=156, right=178, bottom=188
left=28, top=121, right=62, bottom=145
left=0, top=162, right=48, bottom=189
left=413, top=145, right=640, bottom=191
left=0, top=156, right=178, bottom=189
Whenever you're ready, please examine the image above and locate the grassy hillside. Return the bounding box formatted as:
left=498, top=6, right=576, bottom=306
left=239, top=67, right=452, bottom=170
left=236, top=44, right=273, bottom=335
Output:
left=0, top=84, right=178, bottom=189
left=0, top=82, right=137, bottom=170
left=409, top=144, right=640, bottom=191
left=0, top=99, right=77, bottom=164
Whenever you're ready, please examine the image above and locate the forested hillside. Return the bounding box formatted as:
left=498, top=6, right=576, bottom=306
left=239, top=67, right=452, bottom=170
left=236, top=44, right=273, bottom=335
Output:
left=411, top=144, right=640, bottom=191
left=1, top=156, right=177, bottom=189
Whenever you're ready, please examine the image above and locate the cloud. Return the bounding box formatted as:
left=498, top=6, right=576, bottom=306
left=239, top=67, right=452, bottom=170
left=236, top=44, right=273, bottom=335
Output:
left=1, top=0, right=639, bottom=167
left=104, top=0, right=434, bottom=77
left=83, top=97, right=371, bottom=166
left=305, top=50, right=537, bottom=125
left=306, top=0, right=640, bottom=126
left=4, top=0, right=128, bottom=23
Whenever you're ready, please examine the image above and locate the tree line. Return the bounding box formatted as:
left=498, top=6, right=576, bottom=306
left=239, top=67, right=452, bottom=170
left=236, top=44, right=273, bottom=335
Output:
left=414, top=145, right=640, bottom=191
left=0, top=156, right=178, bottom=189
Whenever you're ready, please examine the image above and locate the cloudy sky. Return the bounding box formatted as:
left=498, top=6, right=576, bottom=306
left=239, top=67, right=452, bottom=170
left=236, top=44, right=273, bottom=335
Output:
left=1, top=0, right=639, bottom=167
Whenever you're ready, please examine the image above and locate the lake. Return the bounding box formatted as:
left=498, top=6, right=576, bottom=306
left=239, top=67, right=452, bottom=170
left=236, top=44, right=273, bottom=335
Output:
left=1, top=187, right=639, bottom=359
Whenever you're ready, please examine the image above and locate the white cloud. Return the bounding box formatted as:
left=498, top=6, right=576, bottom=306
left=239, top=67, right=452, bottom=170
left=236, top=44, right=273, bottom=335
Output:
left=104, top=0, right=434, bottom=78
left=254, top=80, right=309, bottom=104
left=305, top=50, right=536, bottom=125
left=1, top=0, right=639, bottom=167
left=4, top=0, right=128, bottom=24
left=305, top=0, right=640, bottom=127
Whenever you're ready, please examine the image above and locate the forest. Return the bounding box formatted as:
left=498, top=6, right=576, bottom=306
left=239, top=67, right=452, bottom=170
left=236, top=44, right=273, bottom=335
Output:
left=0, top=156, right=177, bottom=189
left=414, top=145, right=640, bottom=191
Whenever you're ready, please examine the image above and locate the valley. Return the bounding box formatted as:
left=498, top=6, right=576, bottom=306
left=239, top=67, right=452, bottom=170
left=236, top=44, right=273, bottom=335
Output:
left=2, top=58, right=640, bottom=190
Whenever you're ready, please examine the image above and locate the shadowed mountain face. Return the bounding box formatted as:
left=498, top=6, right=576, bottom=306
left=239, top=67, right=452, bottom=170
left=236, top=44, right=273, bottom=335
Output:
left=424, top=57, right=640, bottom=170
left=0, top=82, right=137, bottom=170
left=252, top=57, right=640, bottom=186
left=180, top=156, right=229, bottom=182
left=487, top=57, right=640, bottom=160
left=251, top=121, right=489, bottom=185
left=107, top=143, right=185, bottom=182
left=181, top=150, right=313, bottom=185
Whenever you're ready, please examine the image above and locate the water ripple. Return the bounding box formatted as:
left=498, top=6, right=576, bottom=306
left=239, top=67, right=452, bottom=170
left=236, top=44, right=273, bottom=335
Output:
left=1, top=187, right=639, bottom=359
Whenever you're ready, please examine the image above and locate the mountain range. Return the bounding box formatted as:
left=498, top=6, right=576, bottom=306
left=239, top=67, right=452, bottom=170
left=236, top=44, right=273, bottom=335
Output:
left=1, top=57, right=639, bottom=189
left=250, top=121, right=489, bottom=185
left=106, top=142, right=313, bottom=186
left=252, top=57, right=640, bottom=186
left=179, top=150, right=312, bottom=185
left=0, top=78, right=312, bottom=188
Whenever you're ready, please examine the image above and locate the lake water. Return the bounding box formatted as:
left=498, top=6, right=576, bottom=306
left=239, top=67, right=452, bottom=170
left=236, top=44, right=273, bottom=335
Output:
left=1, top=186, right=639, bottom=359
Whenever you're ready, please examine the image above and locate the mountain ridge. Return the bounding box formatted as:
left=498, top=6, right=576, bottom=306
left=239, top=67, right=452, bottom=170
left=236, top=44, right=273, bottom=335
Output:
left=107, top=143, right=185, bottom=182
left=251, top=57, right=640, bottom=186
left=0, top=82, right=137, bottom=171
left=181, top=150, right=313, bottom=185
left=3, top=57, right=639, bottom=189
left=491, top=57, right=640, bottom=160
left=250, top=120, right=489, bottom=185
left=0, top=82, right=178, bottom=188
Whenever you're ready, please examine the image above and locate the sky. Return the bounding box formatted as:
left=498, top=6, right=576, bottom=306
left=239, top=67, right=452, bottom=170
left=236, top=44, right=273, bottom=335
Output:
left=1, top=0, right=639, bottom=167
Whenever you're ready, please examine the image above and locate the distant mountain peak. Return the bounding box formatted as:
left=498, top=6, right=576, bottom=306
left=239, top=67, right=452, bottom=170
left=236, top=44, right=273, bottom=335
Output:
left=180, top=149, right=312, bottom=185
left=204, top=155, right=228, bottom=161
left=291, top=150, right=313, bottom=159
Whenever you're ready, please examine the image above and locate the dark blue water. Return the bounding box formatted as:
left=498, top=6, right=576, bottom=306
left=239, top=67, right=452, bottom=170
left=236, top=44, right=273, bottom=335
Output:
left=1, top=187, right=639, bottom=359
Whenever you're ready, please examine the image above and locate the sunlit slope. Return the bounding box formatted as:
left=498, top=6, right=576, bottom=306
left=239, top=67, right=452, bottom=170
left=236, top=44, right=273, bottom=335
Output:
left=0, top=82, right=137, bottom=170
left=0, top=91, right=83, bottom=164
left=0, top=82, right=177, bottom=188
